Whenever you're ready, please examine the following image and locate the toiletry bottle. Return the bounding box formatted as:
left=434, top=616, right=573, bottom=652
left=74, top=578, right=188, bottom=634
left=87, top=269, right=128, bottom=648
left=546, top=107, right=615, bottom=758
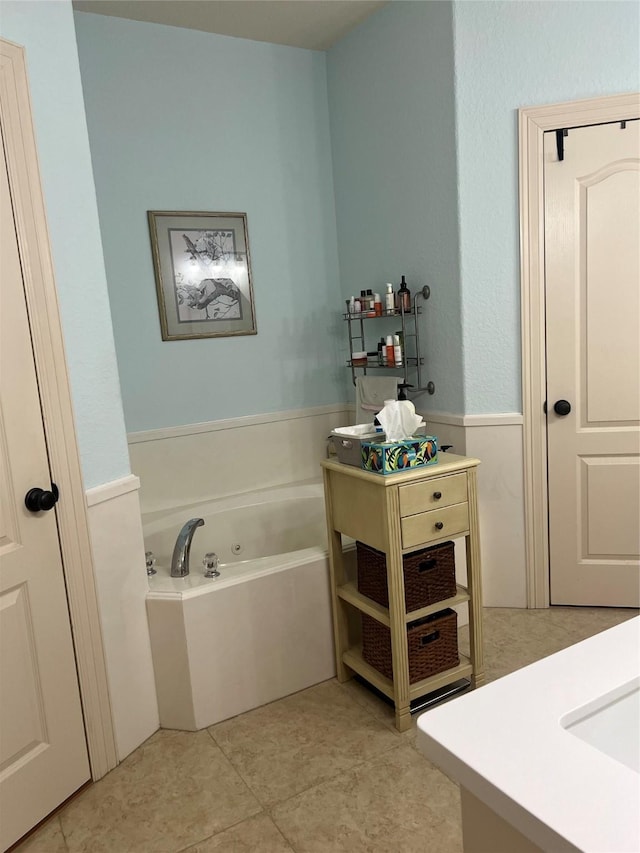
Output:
left=360, top=290, right=367, bottom=312
left=348, top=296, right=355, bottom=313
left=396, top=275, right=411, bottom=312
left=354, top=295, right=361, bottom=313
left=385, top=283, right=395, bottom=313
left=377, top=338, right=384, bottom=366
left=381, top=337, right=388, bottom=366
left=385, top=335, right=395, bottom=367
left=374, top=293, right=382, bottom=316
left=393, top=334, right=403, bottom=367
left=365, top=289, right=375, bottom=316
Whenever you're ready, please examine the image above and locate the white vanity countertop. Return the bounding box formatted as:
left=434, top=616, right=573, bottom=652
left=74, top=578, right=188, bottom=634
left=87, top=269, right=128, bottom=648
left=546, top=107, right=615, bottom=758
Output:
left=417, top=617, right=640, bottom=853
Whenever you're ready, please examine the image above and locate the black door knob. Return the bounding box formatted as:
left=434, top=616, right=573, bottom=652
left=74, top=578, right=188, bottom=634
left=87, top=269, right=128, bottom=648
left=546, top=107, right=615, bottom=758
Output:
left=435, top=521, right=444, bottom=530
left=553, top=400, right=571, bottom=416
left=25, top=483, right=59, bottom=512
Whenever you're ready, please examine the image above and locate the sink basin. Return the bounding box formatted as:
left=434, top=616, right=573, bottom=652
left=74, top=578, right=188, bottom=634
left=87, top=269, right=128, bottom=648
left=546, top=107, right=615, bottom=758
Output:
left=561, top=676, right=640, bottom=774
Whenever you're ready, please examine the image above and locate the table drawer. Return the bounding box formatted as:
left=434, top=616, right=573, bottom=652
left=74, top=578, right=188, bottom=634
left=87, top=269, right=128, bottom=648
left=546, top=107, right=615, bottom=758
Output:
left=401, top=502, right=469, bottom=550
left=399, top=472, right=468, bottom=517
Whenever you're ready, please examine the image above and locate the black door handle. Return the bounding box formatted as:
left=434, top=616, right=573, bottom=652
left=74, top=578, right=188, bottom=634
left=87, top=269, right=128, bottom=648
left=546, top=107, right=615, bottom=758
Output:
left=553, top=400, right=571, bottom=416
left=25, top=483, right=59, bottom=512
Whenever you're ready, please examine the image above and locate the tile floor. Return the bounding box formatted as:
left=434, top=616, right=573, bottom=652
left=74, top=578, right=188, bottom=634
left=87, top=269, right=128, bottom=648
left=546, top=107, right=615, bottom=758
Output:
left=16, top=606, right=636, bottom=853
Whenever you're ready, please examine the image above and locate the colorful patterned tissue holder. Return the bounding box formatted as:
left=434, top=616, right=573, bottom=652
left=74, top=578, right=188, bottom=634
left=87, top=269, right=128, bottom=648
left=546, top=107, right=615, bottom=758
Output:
left=361, top=436, right=438, bottom=475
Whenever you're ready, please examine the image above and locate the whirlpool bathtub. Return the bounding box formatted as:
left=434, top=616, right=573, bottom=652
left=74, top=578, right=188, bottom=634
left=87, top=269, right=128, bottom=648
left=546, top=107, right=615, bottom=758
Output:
left=144, top=481, right=337, bottom=730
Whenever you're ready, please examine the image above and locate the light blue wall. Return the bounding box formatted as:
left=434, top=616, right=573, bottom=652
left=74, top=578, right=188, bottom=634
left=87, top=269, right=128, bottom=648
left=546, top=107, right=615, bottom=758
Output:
left=0, top=1, right=131, bottom=488
left=327, top=1, right=463, bottom=414
left=453, top=0, right=640, bottom=413
left=73, top=12, right=344, bottom=433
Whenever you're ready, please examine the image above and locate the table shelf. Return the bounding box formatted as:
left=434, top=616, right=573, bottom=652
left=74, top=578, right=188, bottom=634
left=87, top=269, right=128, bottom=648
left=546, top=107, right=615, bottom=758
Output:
left=337, top=582, right=470, bottom=626
left=342, top=645, right=473, bottom=705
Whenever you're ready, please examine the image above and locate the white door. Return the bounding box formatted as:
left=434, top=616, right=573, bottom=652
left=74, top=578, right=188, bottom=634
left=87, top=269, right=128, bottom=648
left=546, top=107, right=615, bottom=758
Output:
left=0, top=127, right=90, bottom=849
left=545, top=120, right=640, bottom=606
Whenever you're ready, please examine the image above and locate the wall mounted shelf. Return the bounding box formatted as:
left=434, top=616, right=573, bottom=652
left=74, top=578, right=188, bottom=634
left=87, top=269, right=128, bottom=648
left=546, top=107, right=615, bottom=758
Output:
left=344, top=286, right=433, bottom=395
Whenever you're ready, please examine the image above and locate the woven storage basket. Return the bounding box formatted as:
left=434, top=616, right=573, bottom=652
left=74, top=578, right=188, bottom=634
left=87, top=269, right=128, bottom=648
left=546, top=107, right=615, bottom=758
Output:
left=356, top=541, right=456, bottom=612
left=361, top=608, right=459, bottom=683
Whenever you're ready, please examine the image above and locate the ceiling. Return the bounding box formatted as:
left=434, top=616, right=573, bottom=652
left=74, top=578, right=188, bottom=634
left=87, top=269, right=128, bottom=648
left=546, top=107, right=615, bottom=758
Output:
left=71, top=1, right=388, bottom=51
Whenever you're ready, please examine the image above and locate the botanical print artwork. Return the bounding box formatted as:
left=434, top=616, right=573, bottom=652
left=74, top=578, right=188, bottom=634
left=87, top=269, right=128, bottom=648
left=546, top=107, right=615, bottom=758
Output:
left=170, top=229, right=243, bottom=323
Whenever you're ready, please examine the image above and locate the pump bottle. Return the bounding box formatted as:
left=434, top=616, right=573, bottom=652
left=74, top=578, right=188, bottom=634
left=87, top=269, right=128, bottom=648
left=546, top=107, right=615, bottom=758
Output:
left=385, top=283, right=395, bottom=313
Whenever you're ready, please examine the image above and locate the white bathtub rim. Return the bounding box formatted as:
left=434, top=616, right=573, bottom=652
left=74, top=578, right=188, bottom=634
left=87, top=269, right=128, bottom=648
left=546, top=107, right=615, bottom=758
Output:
left=147, top=545, right=329, bottom=600
left=141, top=478, right=323, bottom=532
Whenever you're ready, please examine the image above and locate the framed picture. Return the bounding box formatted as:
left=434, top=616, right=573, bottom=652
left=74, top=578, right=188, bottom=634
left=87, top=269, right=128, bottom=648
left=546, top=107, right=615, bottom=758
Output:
left=148, top=210, right=257, bottom=341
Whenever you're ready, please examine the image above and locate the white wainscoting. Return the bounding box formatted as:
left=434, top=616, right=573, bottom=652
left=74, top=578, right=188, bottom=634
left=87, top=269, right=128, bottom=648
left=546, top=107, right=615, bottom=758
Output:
left=85, top=475, right=159, bottom=760
left=128, top=404, right=354, bottom=514
left=423, top=412, right=527, bottom=609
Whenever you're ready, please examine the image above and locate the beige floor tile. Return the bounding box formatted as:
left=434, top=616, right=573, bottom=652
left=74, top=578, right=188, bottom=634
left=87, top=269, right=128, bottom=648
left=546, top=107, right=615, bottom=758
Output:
left=59, top=730, right=261, bottom=853
left=339, top=676, right=397, bottom=726
left=543, top=605, right=637, bottom=644
left=180, top=814, right=293, bottom=852
left=12, top=816, right=67, bottom=853
left=462, top=606, right=638, bottom=685
left=21, top=605, right=629, bottom=853
left=272, top=742, right=462, bottom=853
left=209, top=680, right=399, bottom=806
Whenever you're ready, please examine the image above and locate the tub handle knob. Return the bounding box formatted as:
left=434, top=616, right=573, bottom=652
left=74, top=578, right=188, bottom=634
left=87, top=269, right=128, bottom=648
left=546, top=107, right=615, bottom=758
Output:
left=145, top=551, right=157, bottom=576
left=203, top=553, right=220, bottom=578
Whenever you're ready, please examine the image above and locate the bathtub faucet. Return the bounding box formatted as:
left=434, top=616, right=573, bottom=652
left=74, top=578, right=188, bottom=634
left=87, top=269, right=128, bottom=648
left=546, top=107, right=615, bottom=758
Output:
left=171, top=517, right=205, bottom=578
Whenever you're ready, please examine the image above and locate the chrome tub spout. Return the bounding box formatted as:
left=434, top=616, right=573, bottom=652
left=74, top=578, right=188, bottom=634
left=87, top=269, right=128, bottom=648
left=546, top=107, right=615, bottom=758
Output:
left=171, top=517, right=204, bottom=577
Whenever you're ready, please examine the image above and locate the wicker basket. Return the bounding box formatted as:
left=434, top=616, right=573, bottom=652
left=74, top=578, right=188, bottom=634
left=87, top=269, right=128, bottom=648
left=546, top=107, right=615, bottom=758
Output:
left=356, top=541, right=456, bottom=612
left=361, top=609, right=459, bottom=684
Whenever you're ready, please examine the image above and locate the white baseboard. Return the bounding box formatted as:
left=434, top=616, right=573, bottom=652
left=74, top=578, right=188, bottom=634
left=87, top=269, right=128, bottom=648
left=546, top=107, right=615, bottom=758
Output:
left=421, top=414, right=528, bottom=609
left=421, top=410, right=523, bottom=427
left=128, top=403, right=352, bottom=444
left=128, top=404, right=353, bottom=515
left=86, top=473, right=140, bottom=506
left=129, top=404, right=528, bottom=610
left=86, top=483, right=159, bottom=760
left=464, top=423, right=527, bottom=608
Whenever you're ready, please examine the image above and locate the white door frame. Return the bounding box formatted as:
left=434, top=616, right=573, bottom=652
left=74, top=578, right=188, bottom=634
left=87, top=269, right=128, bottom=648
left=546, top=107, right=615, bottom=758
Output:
left=0, top=38, right=117, bottom=779
left=518, top=92, right=640, bottom=609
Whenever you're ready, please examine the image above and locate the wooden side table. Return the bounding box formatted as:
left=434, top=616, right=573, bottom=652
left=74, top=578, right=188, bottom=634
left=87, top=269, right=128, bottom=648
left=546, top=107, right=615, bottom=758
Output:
left=321, top=453, right=484, bottom=732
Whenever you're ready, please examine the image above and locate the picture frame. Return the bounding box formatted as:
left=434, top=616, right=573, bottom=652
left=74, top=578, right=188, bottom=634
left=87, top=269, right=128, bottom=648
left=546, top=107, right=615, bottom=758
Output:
left=147, top=210, right=257, bottom=341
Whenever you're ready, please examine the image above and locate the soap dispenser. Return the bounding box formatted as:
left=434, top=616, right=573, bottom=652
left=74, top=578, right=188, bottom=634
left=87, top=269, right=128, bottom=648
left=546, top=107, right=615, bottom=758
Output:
left=397, top=382, right=413, bottom=401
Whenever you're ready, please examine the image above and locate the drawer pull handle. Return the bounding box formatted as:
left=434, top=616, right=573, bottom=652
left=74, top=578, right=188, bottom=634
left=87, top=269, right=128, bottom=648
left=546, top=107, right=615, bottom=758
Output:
left=435, top=521, right=444, bottom=530
left=418, top=558, right=437, bottom=573
left=420, top=630, right=440, bottom=646
left=433, top=491, right=442, bottom=500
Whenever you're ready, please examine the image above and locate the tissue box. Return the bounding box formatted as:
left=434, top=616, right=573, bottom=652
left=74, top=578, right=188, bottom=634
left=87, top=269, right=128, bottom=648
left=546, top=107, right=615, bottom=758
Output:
left=361, top=435, right=438, bottom=475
